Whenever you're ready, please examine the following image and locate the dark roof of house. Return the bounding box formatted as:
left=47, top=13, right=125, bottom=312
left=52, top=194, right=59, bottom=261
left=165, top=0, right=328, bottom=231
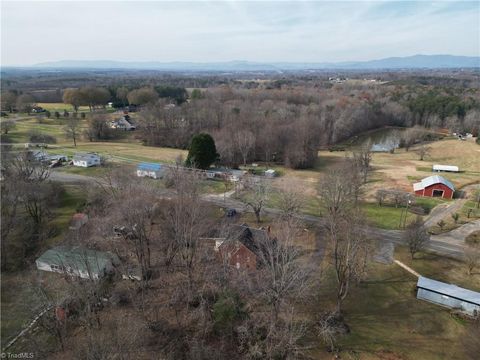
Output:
left=228, top=224, right=268, bottom=255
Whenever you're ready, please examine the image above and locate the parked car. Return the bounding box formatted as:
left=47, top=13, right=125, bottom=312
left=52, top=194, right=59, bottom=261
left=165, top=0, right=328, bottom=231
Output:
left=225, top=208, right=237, bottom=217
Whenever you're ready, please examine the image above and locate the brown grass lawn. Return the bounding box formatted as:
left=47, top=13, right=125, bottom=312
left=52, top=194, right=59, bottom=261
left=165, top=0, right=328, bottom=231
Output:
left=272, top=137, right=479, bottom=206
left=364, top=138, right=480, bottom=198
left=305, top=246, right=479, bottom=360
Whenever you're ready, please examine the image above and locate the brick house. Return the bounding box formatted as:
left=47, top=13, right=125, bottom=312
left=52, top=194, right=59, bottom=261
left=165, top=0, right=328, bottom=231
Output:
left=215, top=224, right=268, bottom=271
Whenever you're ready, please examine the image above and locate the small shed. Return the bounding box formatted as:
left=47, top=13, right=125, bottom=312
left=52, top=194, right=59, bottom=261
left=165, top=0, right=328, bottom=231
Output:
left=69, top=213, right=88, bottom=230
left=413, top=175, right=455, bottom=199
left=264, top=169, right=277, bottom=178
left=36, top=246, right=120, bottom=280
left=433, top=164, right=459, bottom=173
left=73, top=153, right=101, bottom=167
left=136, top=163, right=164, bottom=179
left=416, top=276, right=480, bottom=317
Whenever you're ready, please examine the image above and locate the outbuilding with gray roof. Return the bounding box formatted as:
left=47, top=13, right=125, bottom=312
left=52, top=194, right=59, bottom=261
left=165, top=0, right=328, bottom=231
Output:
left=416, top=276, right=480, bottom=316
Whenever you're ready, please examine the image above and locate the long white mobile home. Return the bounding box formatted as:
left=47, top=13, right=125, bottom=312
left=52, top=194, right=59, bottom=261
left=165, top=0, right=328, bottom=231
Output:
left=73, top=153, right=101, bottom=167
left=433, top=164, right=459, bottom=173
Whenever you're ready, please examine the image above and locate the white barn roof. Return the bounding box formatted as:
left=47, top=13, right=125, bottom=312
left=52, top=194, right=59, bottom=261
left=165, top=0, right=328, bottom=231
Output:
left=417, top=276, right=480, bottom=305
left=433, top=164, right=459, bottom=172
left=413, top=175, right=455, bottom=192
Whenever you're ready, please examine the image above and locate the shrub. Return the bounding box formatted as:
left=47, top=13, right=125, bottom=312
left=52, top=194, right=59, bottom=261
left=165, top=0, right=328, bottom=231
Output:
left=212, top=291, right=247, bottom=335
left=28, top=130, right=57, bottom=144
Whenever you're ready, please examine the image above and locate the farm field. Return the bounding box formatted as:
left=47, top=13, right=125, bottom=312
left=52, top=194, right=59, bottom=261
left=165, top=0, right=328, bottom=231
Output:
left=4, top=117, right=478, bottom=230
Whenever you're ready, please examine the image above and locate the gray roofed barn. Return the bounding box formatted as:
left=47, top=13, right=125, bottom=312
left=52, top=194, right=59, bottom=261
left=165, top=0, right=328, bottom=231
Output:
left=36, top=246, right=119, bottom=280
left=416, top=276, right=480, bottom=316
left=413, top=175, right=455, bottom=192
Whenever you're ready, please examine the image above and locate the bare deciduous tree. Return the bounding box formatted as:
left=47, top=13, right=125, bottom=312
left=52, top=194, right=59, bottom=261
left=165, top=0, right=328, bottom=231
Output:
left=243, top=176, right=271, bottom=223
left=353, top=139, right=372, bottom=183
left=328, top=210, right=369, bottom=312
left=464, top=245, right=480, bottom=276
left=257, top=220, right=311, bottom=322
left=234, top=129, right=255, bottom=166
left=160, top=166, right=211, bottom=295
left=1, top=119, right=16, bottom=134
left=416, top=144, right=431, bottom=161
left=318, top=163, right=358, bottom=232
left=375, top=189, right=387, bottom=206
left=64, top=116, right=81, bottom=147
left=276, top=179, right=305, bottom=220
left=404, top=216, right=429, bottom=259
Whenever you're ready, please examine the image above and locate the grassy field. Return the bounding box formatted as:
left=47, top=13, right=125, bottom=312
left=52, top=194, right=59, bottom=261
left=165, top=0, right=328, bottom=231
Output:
left=366, top=138, right=480, bottom=196
left=307, top=246, right=479, bottom=359
left=36, top=102, right=91, bottom=113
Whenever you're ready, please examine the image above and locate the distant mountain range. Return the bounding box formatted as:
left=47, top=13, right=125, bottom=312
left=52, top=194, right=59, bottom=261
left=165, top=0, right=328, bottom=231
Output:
left=32, top=55, right=479, bottom=71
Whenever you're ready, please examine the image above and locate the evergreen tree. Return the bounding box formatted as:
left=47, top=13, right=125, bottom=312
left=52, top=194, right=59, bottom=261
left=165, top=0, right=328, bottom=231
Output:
left=186, top=133, right=218, bottom=169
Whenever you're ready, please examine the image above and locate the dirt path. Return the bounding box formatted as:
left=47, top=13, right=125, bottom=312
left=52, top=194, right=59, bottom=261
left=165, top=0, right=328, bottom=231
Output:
left=431, top=219, right=480, bottom=247
left=424, top=199, right=467, bottom=228
left=424, top=184, right=479, bottom=228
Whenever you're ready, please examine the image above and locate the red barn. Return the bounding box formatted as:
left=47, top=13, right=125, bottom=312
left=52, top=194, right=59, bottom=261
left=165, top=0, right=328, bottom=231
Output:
left=413, top=175, right=455, bottom=199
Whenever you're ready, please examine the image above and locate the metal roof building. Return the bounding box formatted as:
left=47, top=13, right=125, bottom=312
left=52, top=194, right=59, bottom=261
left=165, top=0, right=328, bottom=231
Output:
left=433, top=164, right=459, bottom=173
left=413, top=175, right=455, bottom=199
left=416, top=276, right=480, bottom=316
left=136, top=162, right=164, bottom=179
left=36, top=246, right=119, bottom=280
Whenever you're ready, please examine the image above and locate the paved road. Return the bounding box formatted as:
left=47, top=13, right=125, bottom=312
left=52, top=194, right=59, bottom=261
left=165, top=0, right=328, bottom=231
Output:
left=49, top=170, right=474, bottom=259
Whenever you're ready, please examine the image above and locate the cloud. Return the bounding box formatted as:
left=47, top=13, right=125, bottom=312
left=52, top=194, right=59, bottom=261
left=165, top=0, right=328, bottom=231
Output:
left=1, top=0, right=478, bottom=65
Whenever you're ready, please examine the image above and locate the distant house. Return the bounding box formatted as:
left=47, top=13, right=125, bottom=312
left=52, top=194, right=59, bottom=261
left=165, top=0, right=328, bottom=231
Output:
left=207, top=168, right=245, bottom=182
left=110, top=115, right=136, bottom=131
left=36, top=246, right=120, bottom=280
left=69, top=213, right=88, bottom=230
left=73, top=153, right=101, bottom=167
left=264, top=169, right=277, bottom=178
left=31, top=106, right=45, bottom=113
left=416, top=276, right=480, bottom=317
left=136, top=163, right=164, bottom=179
left=29, top=150, right=48, bottom=162
left=413, top=175, right=455, bottom=199
left=215, top=224, right=268, bottom=271
left=433, top=164, right=459, bottom=173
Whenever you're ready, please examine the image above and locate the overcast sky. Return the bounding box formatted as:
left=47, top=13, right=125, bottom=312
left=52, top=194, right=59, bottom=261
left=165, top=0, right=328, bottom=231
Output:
left=1, top=0, right=479, bottom=66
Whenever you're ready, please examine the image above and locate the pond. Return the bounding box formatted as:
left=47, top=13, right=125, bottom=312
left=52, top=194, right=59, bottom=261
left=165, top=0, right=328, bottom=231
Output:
left=354, top=127, right=405, bottom=152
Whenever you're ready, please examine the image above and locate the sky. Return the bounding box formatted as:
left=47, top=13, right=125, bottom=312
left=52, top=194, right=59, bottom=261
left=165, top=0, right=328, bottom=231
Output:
left=1, top=0, right=479, bottom=66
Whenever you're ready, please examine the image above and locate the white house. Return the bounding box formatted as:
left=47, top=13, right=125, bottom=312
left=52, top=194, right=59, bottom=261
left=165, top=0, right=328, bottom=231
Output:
left=136, top=163, right=164, bottom=179
left=36, top=246, right=119, bottom=280
left=110, top=115, right=136, bottom=131
left=73, top=153, right=101, bottom=167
